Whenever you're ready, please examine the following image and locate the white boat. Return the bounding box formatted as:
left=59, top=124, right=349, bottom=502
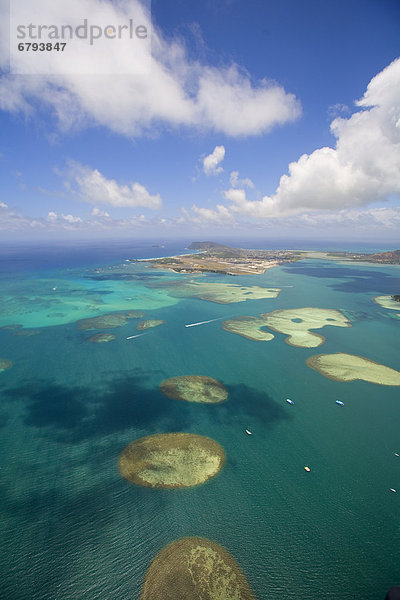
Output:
left=390, top=488, right=397, bottom=493
left=394, top=453, right=399, bottom=457
left=245, top=429, right=252, bottom=435
left=126, top=333, right=147, bottom=340
left=336, top=400, right=344, bottom=406
left=185, top=317, right=223, bottom=328
left=286, top=398, right=294, bottom=405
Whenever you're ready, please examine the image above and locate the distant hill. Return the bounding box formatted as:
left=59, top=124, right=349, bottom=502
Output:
left=188, top=241, right=244, bottom=258
left=188, top=241, right=233, bottom=251
left=365, top=250, right=400, bottom=264
left=187, top=241, right=272, bottom=259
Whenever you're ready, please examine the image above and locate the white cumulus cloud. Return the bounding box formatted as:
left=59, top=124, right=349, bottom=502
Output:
left=196, top=65, right=301, bottom=136
left=91, top=207, right=110, bottom=217
left=0, top=203, right=156, bottom=233
left=65, top=161, right=162, bottom=209
left=223, top=58, right=400, bottom=218
left=0, top=0, right=301, bottom=138
left=203, top=145, right=225, bottom=176
left=189, top=203, right=234, bottom=224
left=229, top=171, right=254, bottom=188
left=47, top=211, right=82, bottom=224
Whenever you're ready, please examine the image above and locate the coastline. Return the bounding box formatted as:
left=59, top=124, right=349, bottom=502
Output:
left=131, top=245, right=400, bottom=276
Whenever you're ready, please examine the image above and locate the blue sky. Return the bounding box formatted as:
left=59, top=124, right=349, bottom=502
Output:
left=0, top=0, right=399, bottom=242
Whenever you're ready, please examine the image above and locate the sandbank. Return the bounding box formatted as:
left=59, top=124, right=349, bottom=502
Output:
left=137, top=319, right=165, bottom=330
left=222, top=317, right=274, bottom=342
left=373, top=296, right=400, bottom=314
left=306, top=353, right=400, bottom=386
left=166, top=281, right=281, bottom=304
left=259, top=307, right=351, bottom=348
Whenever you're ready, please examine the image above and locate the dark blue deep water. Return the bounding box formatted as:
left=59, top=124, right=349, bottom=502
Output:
left=0, top=240, right=399, bottom=600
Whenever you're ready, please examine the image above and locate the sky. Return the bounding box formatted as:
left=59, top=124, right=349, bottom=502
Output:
left=0, top=0, right=399, bottom=243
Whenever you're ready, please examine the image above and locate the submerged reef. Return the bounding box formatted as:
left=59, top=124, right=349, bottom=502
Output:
left=87, top=333, right=116, bottom=343
left=13, top=329, right=42, bottom=337
left=306, top=353, right=400, bottom=386
left=141, top=536, right=256, bottom=600
left=119, top=433, right=225, bottom=489
left=137, top=320, right=165, bottom=330
left=222, top=316, right=274, bottom=342
left=0, top=324, right=22, bottom=331
left=77, top=312, right=129, bottom=330
left=0, top=359, right=13, bottom=372
left=160, top=376, right=228, bottom=404
left=126, top=310, right=146, bottom=318
left=157, top=280, right=281, bottom=304
left=77, top=310, right=145, bottom=330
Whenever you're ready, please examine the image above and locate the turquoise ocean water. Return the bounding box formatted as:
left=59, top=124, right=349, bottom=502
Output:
left=0, top=240, right=399, bottom=600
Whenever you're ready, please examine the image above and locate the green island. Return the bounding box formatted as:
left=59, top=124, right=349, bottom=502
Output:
left=139, top=242, right=400, bottom=276
left=141, top=537, right=256, bottom=600
left=298, top=249, right=400, bottom=265
left=119, top=433, right=226, bottom=489
left=143, top=241, right=302, bottom=275
left=160, top=375, right=228, bottom=404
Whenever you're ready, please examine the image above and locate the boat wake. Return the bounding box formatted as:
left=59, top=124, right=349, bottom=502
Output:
left=126, top=333, right=148, bottom=340
left=185, top=317, right=225, bottom=328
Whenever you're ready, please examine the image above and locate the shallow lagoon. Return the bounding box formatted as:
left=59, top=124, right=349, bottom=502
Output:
left=0, top=242, right=399, bottom=600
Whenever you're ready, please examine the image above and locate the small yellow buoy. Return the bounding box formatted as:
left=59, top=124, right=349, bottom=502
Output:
left=304, top=466, right=311, bottom=472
